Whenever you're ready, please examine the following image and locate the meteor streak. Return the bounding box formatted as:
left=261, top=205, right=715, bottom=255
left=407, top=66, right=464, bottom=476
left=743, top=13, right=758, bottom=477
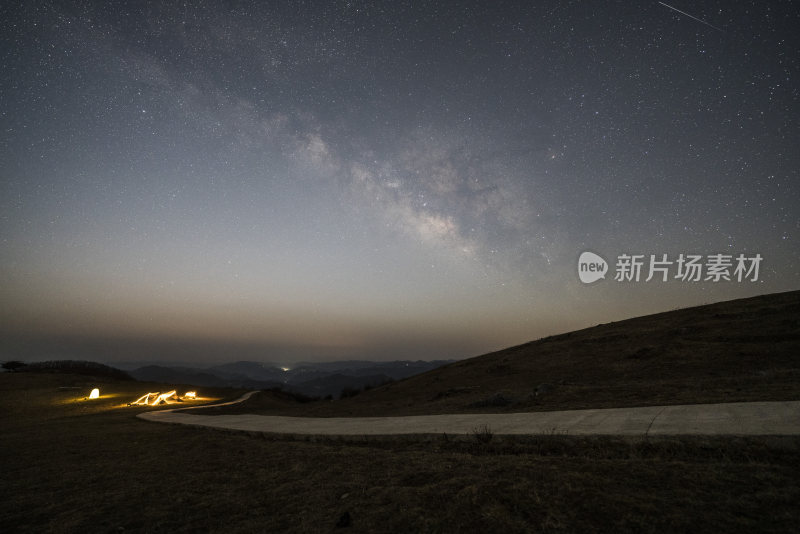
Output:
left=658, top=2, right=723, bottom=32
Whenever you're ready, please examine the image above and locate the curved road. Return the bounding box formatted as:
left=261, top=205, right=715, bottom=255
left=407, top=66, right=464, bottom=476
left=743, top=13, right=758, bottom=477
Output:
left=137, top=393, right=800, bottom=436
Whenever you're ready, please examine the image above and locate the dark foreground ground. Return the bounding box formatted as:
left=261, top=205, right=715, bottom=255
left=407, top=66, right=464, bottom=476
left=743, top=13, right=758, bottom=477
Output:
left=1, top=373, right=798, bottom=533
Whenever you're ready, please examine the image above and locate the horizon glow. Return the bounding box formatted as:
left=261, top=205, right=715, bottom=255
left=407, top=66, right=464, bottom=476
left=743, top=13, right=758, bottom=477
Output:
left=1, top=2, right=797, bottom=365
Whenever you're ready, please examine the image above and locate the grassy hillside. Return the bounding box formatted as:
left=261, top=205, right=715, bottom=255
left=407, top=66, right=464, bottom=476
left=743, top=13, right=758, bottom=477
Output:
left=219, top=290, right=800, bottom=417
left=2, top=372, right=799, bottom=533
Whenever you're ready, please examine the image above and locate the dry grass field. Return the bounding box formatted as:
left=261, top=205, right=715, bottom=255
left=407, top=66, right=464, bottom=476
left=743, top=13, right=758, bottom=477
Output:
left=1, top=373, right=799, bottom=533
left=2, top=291, right=799, bottom=532
left=0, top=374, right=800, bottom=533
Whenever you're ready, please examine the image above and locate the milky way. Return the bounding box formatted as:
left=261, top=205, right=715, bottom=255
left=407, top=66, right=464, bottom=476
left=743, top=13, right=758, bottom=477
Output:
left=1, top=1, right=797, bottom=364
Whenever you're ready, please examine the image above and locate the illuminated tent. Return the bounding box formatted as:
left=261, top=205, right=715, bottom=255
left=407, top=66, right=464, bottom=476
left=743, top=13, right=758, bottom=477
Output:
left=128, top=390, right=196, bottom=406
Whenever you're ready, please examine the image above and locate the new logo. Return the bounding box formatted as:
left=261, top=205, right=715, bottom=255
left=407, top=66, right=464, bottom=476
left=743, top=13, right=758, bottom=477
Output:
left=578, top=251, right=608, bottom=284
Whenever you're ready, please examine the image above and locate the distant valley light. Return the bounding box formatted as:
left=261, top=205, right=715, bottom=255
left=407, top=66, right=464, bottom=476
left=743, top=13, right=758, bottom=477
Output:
left=89, top=388, right=100, bottom=399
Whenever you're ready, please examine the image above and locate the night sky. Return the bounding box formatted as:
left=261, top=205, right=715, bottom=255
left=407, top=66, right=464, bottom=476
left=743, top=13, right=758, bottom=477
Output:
left=1, top=1, right=798, bottom=365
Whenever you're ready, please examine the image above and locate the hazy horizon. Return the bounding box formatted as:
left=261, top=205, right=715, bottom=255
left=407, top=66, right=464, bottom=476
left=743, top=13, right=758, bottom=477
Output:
left=2, top=2, right=797, bottom=366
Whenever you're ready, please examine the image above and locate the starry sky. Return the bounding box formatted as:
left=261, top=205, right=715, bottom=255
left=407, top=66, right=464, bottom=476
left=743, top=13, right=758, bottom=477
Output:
left=1, top=1, right=798, bottom=365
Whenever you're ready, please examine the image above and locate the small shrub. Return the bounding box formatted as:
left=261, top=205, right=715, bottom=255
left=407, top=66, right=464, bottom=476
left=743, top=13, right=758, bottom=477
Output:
left=472, top=424, right=493, bottom=444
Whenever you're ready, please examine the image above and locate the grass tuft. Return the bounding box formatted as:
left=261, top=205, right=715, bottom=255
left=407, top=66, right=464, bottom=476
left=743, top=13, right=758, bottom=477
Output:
left=472, top=424, right=494, bottom=444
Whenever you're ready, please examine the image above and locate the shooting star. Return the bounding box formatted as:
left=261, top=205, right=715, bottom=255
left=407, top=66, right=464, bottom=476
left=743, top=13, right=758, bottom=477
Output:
left=658, top=2, right=723, bottom=32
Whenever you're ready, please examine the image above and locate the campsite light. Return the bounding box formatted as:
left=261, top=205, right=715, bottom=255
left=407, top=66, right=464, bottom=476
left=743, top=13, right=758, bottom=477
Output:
left=89, top=388, right=100, bottom=399
left=129, top=390, right=180, bottom=406
left=130, top=392, right=159, bottom=406
left=152, top=390, right=177, bottom=404
left=128, top=390, right=202, bottom=406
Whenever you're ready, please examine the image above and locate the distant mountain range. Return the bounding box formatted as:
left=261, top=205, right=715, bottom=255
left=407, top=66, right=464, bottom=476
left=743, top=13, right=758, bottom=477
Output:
left=125, top=359, right=454, bottom=398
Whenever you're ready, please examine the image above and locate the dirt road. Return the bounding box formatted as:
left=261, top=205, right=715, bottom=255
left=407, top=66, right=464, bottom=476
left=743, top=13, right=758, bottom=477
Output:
left=138, top=394, right=800, bottom=436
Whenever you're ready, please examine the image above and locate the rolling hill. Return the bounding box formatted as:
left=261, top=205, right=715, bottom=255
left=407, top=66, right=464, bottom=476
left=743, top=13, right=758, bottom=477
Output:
left=218, top=290, right=800, bottom=417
